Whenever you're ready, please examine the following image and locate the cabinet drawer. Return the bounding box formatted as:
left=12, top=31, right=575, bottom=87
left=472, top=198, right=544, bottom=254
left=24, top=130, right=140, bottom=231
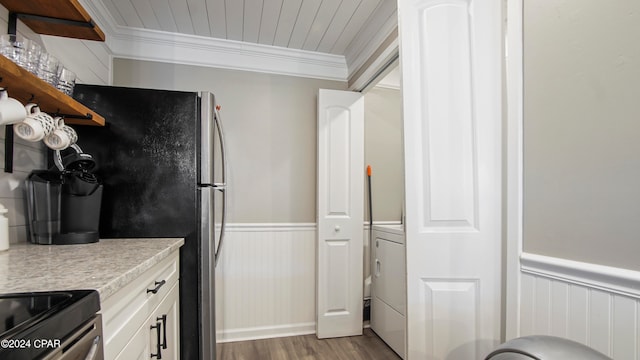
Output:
left=101, top=251, right=179, bottom=360
left=145, top=255, right=179, bottom=314
left=371, top=296, right=405, bottom=358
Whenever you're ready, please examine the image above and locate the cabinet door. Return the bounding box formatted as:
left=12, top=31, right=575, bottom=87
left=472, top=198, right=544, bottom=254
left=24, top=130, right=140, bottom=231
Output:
left=149, top=282, right=180, bottom=360
left=114, top=321, right=149, bottom=360
left=115, top=282, right=180, bottom=360
left=102, top=252, right=180, bottom=360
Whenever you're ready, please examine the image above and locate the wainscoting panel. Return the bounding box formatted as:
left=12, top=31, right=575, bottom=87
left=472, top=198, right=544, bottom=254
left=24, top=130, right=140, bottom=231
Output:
left=215, top=222, right=397, bottom=342
left=215, top=223, right=317, bottom=342
left=520, top=253, right=640, bottom=359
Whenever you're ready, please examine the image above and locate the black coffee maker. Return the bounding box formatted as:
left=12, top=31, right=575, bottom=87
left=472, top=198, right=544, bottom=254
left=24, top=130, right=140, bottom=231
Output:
left=26, top=145, right=103, bottom=244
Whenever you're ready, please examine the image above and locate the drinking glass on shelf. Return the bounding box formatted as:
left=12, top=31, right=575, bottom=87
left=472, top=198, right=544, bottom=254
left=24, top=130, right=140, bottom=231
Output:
left=0, top=34, right=41, bottom=74
left=23, top=40, right=41, bottom=74
left=37, top=52, right=61, bottom=86
left=56, top=67, right=76, bottom=96
left=1, top=34, right=26, bottom=65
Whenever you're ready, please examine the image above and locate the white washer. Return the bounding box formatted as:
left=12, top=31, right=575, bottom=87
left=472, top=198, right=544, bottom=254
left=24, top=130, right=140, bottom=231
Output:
left=370, top=224, right=406, bottom=359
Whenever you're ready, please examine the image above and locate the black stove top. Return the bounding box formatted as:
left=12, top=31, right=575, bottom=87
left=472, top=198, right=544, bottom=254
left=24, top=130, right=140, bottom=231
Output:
left=0, top=290, right=100, bottom=359
left=0, top=292, right=73, bottom=337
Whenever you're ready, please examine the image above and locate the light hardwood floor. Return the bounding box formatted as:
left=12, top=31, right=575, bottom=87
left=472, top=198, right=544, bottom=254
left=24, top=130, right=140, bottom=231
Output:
left=216, top=329, right=402, bottom=360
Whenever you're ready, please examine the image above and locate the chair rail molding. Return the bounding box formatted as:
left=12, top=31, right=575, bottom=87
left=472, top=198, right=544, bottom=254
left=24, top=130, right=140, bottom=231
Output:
left=521, top=253, right=640, bottom=299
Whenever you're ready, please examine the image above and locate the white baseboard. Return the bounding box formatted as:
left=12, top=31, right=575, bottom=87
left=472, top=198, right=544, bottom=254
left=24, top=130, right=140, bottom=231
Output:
left=217, top=322, right=316, bottom=343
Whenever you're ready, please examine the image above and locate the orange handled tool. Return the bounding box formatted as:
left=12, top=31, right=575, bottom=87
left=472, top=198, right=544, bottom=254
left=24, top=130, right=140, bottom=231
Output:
left=367, top=165, right=373, bottom=231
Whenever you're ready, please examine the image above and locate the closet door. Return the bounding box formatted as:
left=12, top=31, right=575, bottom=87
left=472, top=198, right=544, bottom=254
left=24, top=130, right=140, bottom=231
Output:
left=316, top=89, right=364, bottom=338
left=398, top=0, right=503, bottom=358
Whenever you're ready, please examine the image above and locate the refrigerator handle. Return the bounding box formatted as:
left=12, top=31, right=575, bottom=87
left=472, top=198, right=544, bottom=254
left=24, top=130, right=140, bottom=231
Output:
left=200, top=92, right=214, bottom=185
left=214, top=106, right=228, bottom=266
left=215, top=186, right=227, bottom=266
left=214, top=106, right=227, bottom=186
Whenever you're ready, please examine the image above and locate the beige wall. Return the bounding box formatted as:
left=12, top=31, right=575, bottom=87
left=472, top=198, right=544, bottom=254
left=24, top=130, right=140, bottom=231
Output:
left=113, top=58, right=347, bottom=223
left=523, top=0, right=640, bottom=270
left=113, top=59, right=406, bottom=224
left=364, top=86, right=403, bottom=222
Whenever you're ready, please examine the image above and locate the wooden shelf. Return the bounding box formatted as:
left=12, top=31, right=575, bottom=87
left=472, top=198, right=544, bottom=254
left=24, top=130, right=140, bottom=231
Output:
left=0, top=0, right=105, bottom=41
left=0, top=55, right=105, bottom=126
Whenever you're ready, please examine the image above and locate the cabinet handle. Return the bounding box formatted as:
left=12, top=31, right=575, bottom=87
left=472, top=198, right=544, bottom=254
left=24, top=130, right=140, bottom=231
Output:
left=150, top=322, right=163, bottom=359
left=147, top=280, right=166, bottom=294
left=157, top=314, right=167, bottom=349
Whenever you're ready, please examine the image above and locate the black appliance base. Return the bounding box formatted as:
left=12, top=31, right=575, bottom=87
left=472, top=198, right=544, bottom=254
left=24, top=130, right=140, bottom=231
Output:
left=32, top=231, right=99, bottom=245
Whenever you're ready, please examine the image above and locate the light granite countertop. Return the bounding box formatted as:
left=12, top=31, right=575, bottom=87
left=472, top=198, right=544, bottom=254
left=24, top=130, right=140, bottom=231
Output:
left=0, top=238, right=184, bottom=301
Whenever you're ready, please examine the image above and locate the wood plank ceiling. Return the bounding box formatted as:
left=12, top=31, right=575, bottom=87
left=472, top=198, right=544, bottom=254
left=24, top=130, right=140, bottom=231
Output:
left=99, top=0, right=395, bottom=56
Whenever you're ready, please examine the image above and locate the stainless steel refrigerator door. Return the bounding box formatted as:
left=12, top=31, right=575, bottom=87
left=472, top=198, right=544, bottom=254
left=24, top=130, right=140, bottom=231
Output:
left=199, top=92, right=228, bottom=360
left=201, top=91, right=228, bottom=188
left=199, top=92, right=216, bottom=357
left=199, top=185, right=216, bottom=360
left=201, top=92, right=228, bottom=262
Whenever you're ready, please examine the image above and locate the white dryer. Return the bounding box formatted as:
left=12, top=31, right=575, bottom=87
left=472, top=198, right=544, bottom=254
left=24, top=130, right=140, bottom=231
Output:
left=370, top=224, right=406, bottom=359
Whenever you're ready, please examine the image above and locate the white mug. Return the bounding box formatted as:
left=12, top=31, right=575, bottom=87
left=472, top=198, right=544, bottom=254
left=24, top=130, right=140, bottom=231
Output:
left=44, top=117, right=77, bottom=150
left=14, top=104, right=56, bottom=142
left=0, top=88, right=27, bottom=125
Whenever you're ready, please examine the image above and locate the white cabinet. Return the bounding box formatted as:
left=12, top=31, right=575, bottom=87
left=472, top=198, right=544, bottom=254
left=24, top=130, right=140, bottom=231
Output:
left=102, top=251, right=180, bottom=360
left=115, top=316, right=149, bottom=360
left=150, top=282, right=180, bottom=360
left=115, top=283, right=179, bottom=360
left=370, top=225, right=406, bottom=359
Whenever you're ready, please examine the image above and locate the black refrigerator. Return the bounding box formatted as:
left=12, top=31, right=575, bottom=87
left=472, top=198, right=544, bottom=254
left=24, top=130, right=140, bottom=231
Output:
left=72, top=84, right=227, bottom=360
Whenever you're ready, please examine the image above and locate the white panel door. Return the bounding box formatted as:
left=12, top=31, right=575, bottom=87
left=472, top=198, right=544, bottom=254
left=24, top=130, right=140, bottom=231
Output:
left=316, top=89, right=364, bottom=339
left=398, top=0, right=503, bottom=358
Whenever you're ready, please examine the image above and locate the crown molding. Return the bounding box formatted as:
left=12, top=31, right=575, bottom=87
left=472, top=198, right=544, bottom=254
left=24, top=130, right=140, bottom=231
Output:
left=348, top=35, right=398, bottom=91
left=344, top=2, right=398, bottom=77
left=79, top=0, right=349, bottom=82
left=343, top=1, right=399, bottom=91
left=108, top=27, right=348, bottom=81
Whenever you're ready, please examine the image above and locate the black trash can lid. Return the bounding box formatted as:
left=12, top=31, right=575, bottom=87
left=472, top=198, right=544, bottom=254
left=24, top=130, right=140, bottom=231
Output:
left=485, top=335, right=612, bottom=360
